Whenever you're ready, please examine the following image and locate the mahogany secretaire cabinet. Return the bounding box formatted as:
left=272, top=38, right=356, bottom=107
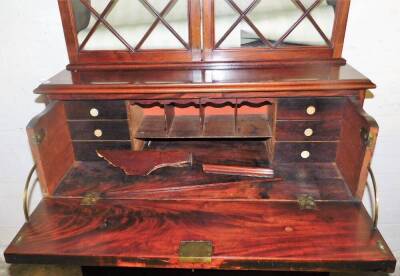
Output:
left=4, top=0, right=397, bottom=275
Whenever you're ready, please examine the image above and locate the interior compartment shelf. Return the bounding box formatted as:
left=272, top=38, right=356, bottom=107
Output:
left=131, top=99, right=273, bottom=139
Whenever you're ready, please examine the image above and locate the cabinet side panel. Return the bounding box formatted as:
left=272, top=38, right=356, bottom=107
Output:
left=27, top=101, right=75, bottom=195
left=336, top=99, right=378, bottom=198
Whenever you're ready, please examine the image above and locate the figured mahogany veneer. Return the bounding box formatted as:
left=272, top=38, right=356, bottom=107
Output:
left=52, top=159, right=351, bottom=202
left=5, top=199, right=396, bottom=272
left=42, top=139, right=348, bottom=203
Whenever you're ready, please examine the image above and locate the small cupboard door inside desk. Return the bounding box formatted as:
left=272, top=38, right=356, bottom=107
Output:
left=4, top=198, right=396, bottom=273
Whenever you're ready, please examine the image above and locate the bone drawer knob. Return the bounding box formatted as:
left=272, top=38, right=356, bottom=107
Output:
left=306, top=105, right=316, bottom=115
left=301, top=150, right=311, bottom=159
left=90, top=108, right=99, bottom=117
left=94, top=129, right=103, bottom=138
left=304, top=128, right=314, bottom=137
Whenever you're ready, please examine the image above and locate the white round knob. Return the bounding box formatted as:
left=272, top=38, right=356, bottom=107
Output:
left=301, top=150, right=311, bottom=159
left=90, top=108, right=99, bottom=117
left=304, top=128, right=314, bottom=137
left=94, top=129, right=103, bottom=138
left=306, top=106, right=316, bottom=116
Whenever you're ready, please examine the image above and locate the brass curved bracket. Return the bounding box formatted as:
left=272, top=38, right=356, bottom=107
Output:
left=23, top=164, right=37, bottom=222
left=368, top=167, right=379, bottom=229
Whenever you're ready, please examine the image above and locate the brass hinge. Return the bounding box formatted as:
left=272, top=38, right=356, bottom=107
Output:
left=31, top=129, right=45, bottom=145
left=360, top=127, right=375, bottom=148
left=81, top=192, right=101, bottom=206
left=376, top=240, right=387, bottom=254
left=179, top=241, right=213, bottom=263
left=297, top=195, right=316, bottom=210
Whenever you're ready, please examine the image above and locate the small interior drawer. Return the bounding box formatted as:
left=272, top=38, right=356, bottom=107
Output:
left=277, top=98, right=344, bottom=120
left=275, top=120, right=341, bottom=141
left=69, top=120, right=130, bottom=141
left=65, top=101, right=127, bottom=120
left=274, top=142, right=338, bottom=163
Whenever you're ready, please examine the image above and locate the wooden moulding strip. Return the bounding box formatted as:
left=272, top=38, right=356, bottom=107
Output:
left=203, top=164, right=275, bottom=178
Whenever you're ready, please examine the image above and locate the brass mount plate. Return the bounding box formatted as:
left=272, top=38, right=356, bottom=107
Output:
left=31, top=129, right=45, bottom=145
left=360, top=127, right=375, bottom=148
left=81, top=192, right=101, bottom=206
left=297, top=195, right=317, bottom=210
left=179, top=241, right=213, bottom=263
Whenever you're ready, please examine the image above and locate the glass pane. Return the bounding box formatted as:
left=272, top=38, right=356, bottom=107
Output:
left=214, top=0, right=242, bottom=48
left=142, top=0, right=189, bottom=49
left=72, top=0, right=189, bottom=51
left=247, top=0, right=302, bottom=47
left=214, top=0, right=336, bottom=48
left=282, top=0, right=335, bottom=47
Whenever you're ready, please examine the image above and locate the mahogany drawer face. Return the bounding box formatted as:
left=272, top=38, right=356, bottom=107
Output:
left=64, top=101, right=127, bottom=120
left=277, top=98, right=344, bottom=120
left=275, top=120, right=341, bottom=141
left=274, top=142, right=337, bottom=163
left=69, top=121, right=130, bottom=141
left=73, top=141, right=132, bottom=161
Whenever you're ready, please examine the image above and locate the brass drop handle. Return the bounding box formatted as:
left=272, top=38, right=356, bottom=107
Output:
left=23, top=164, right=37, bottom=222
left=368, top=167, right=379, bottom=229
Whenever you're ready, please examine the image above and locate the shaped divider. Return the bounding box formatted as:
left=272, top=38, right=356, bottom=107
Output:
left=130, top=98, right=273, bottom=140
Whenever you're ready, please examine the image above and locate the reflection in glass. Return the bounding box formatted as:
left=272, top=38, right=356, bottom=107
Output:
left=72, top=0, right=189, bottom=50
left=214, top=0, right=336, bottom=48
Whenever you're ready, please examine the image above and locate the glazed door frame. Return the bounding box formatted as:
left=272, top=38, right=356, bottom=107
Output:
left=58, top=0, right=202, bottom=67
left=202, top=0, right=350, bottom=62
left=58, top=0, right=351, bottom=69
